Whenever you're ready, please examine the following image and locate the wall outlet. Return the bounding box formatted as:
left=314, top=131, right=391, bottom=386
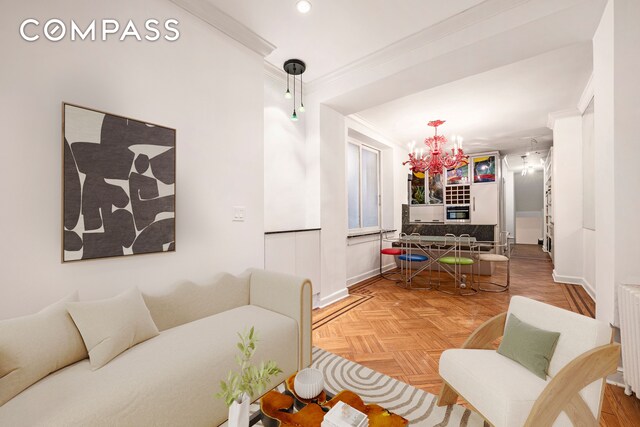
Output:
left=232, top=206, right=246, bottom=222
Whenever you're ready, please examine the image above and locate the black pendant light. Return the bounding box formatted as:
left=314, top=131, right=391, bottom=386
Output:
left=283, top=59, right=306, bottom=121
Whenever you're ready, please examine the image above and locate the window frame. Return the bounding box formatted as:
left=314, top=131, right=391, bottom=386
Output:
left=347, top=139, right=381, bottom=234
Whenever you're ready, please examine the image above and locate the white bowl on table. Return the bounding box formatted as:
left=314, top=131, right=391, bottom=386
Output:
left=294, top=368, right=324, bottom=399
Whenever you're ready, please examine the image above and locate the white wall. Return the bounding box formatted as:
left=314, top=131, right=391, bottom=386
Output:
left=581, top=97, right=596, bottom=297
left=583, top=229, right=596, bottom=297
left=612, top=0, right=640, bottom=321
left=318, top=105, right=348, bottom=304
left=551, top=115, right=584, bottom=281
left=0, top=0, right=265, bottom=319
left=514, top=172, right=544, bottom=212
left=503, top=162, right=516, bottom=239
left=264, top=73, right=308, bottom=231
left=593, top=1, right=616, bottom=323
left=514, top=171, right=543, bottom=244
left=592, top=0, right=640, bottom=324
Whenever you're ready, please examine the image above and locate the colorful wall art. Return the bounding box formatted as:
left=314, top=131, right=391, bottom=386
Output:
left=472, top=155, right=496, bottom=183
left=62, top=104, right=176, bottom=261
left=446, top=159, right=470, bottom=185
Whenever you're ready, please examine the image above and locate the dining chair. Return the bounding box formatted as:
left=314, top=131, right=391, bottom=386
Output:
left=398, top=233, right=430, bottom=289
left=436, top=234, right=478, bottom=295
left=379, top=229, right=404, bottom=281
left=475, top=230, right=511, bottom=292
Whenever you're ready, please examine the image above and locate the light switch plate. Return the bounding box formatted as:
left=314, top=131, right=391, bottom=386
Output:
left=232, top=206, right=246, bottom=222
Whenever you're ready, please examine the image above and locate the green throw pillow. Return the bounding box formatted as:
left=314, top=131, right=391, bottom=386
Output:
left=497, top=314, right=560, bottom=380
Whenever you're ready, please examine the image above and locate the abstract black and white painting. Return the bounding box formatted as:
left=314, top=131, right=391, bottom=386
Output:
left=63, top=104, right=176, bottom=262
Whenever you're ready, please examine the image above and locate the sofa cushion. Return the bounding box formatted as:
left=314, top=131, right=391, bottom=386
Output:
left=439, top=349, right=573, bottom=427
left=0, top=293, right=87, bottom=406
left=0, top=305, right=298, bottom=427
left=66, top=288, right=159, bottom=369
left=143, top=273, right=250, bottom=331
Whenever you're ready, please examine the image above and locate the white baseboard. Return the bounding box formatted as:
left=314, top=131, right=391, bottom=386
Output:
left=552, top=270, right=596, bottom=300
left=346, top=263, right=396, bottom=287
left=581, top=278, right=596, bottom=300
left=606, top=369, right=626, bottom=389
left=317, top=288, right=349, bottom=309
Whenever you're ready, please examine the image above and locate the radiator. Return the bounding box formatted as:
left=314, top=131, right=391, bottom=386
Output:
left=619, top=284, right=640, bottom=397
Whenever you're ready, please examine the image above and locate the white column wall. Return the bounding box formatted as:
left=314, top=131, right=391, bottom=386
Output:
left=318, top=105, right=348, bottom=304
left=611, top=0, right=640, bottom=322
left=551, top=115, right=584, bottom=282
left=503, top=161, right=516, bottom=239
left=593, top=0, right=616, bottom=323
left=592, top=0, right=640, bottom=324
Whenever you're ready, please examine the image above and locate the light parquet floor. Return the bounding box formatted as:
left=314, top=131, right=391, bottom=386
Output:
left=312, top=244, right=640, bottom=426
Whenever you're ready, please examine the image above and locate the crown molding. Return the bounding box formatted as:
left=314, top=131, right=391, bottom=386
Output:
left=347, top=114, right=405, bottom=150
left=577, top=72, right=594, bottom=114
left=264, top=61, right=286, bottom=83
left=547, top=108, right=581, bottom=130
left=503, top=155, right=513, bottom=171
left=169, top=0, right=276, bottom=57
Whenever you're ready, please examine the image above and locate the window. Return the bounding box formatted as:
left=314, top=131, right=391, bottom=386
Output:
left=347, top=141, right=380, bottom=231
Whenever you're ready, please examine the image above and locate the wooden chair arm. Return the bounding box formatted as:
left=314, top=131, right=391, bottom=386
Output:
left=524, top=343, right=621, bottom=427
left=462, top=312, right=507, bottom=349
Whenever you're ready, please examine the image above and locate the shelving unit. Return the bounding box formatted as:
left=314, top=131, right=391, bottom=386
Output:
left=543, top=148, right=554, bottom=261
left=444, top=184, right=471, bottom=205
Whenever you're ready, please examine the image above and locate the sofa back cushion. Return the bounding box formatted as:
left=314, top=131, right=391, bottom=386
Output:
left=143, top=273, right=250, bottom=331
left=0, top=293, right=87, bottom=406
left=67, top=288, right=159, bottom=369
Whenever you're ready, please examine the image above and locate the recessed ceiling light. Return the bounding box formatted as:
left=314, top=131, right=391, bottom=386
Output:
left=296, top=0, right=312, bottom=14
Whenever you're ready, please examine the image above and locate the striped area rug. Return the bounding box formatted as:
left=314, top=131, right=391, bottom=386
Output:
left=251, top=348, right=486, bottom=427
left=311, top=347, right=486, bottom=427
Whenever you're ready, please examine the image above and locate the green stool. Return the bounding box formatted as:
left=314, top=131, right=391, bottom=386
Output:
left=436, top=234, right=478, bottom=295
left=438, top=256, right=475, bottom=266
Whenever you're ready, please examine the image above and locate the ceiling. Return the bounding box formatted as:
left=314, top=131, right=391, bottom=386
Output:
left=355, top=42, right=592, bottom=160
left=504, top=149, right=550, bottom=173
left=205, top=0, right=486, bottom=81
left=200, top=0, right=601, bottom=162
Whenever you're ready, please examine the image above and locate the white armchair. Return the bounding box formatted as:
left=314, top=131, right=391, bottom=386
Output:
left=437, top=296, right=619, bottom=427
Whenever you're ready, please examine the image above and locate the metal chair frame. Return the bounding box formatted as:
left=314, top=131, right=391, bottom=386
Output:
left=434, top=233, right=478, bottom=296
left=379, top=229, right=403, bottom=281
left=398, top=233, right=433, bottom=290
left=474, top=230, right=511, bottom=293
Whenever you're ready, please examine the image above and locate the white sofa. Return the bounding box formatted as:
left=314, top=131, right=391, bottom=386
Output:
left=0, top=269, right=312, bottom=427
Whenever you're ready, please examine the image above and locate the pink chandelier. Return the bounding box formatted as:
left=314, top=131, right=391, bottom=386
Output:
left=403, top=120, right=466, bottom=175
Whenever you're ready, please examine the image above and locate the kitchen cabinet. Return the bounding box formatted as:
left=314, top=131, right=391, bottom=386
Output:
left=469, top=152, right=500, bottom=225
left=264, top=229, right=321, bottom=291
left=408, top=171, right=443, bottom=205
left=471, top=183, right=498, bottom=224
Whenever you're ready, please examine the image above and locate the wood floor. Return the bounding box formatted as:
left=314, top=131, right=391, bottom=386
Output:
left=312, top=244, right=640, bottom=426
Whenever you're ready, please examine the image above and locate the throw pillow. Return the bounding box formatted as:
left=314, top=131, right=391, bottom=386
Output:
left=66, top=288, right=159, bottom=369
left=497, top=313, right=561, bottom=380
left=0, top=293, right=88, bottom=406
